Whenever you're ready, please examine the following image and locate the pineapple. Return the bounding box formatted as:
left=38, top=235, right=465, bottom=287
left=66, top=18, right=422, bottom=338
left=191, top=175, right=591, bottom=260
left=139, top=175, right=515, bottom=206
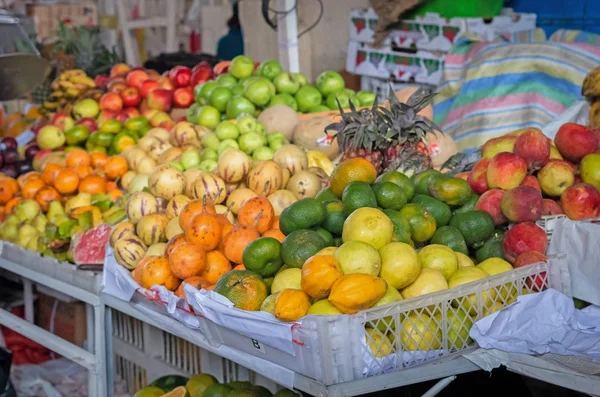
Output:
left=326, top=87, right=440, bottom=175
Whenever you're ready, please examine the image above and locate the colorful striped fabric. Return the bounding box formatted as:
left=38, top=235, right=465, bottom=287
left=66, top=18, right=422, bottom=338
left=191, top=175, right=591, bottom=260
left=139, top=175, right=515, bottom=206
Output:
left=433, top=29, right=600, bottom=153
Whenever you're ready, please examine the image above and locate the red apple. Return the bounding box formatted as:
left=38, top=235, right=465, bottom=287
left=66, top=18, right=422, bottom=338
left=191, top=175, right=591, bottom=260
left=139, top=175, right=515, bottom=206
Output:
left=139, top=79, right=159, bottom=98
left=560, top=183, right=600, bottom=220
left=108, top=81, right=127, bottom=94
left=191, top=63, right=213, bottom=86
left=110, top=63, right=131, bottom=77
left=121, top=87, right=142, bottom=107
left=555, top=123, right=598, bottom=163
left=147, top=70, right=161, bottom=80
left=94, top=74, right=110, bottom=88
left=50, top=113, right=75, bottom=131
left=157, top=77, right=175, bottom=91
left=147, top=88, right=173, bottom=112
left=168, top=66, right=192, bottom=88
left=97, top=110, right=117, bottom=124
left=76, top=117, right=98, bottom=133
left=100, top=92, right=124, bottom=113
left=173, top=87, right=194, bottom=108
left=123, top=107, right=140, bottom=118
left=32, top=149, right=53, bottom=171
left=126, top=69, right=149, bottom=88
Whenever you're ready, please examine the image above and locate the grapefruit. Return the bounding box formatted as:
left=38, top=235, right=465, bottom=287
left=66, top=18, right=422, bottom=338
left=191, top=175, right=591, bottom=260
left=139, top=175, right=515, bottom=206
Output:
left=378, top=242, right=421, bottom=289
left=342, top=207, right=393, bottom=249
left=214, top=270, right=268, bottom=311
left=335, top=240, right=381, bottom=275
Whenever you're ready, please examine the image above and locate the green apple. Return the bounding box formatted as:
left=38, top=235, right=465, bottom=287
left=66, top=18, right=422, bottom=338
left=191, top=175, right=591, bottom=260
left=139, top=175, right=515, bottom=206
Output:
left=209, top=86, right=232, bottom=112
left=357, top=90, right=377, bottom=106
left=295, top=86, right=323, bottom=113
left=200, top=148, right=218, bottom=161
left=341, top=88, right=356, bottom=96
left=237, top=115, right=257, bottom=134
left=168, top=161, right=185, bottom=171
left=199, top=159, right=218, bottom=172
left=215, top=120, right=239, bottom=140
left=195, top=81, right=219, bottom=103
left=273, top=72, right=300, bottom=95
left=254, top=121, right=267, bottom=135
left=186, top=103, right=202, bottom=124
left=218, top=139, right=240, bottom=154
left=197, top=106, right=221, bottom=129
left=269, top=93, right=298, bottom=110
left=201, top=132, right=220, bottom=151
left=229, top=55, right=255, bottom=79
left=73, top=98, right=100, bottom=119
left=257, top=60, right=283, bottom=80
left=226, top=96, right=256, bottom=119
left=253, top=146, right=275, bottom=160
left=243, top=78, right=273, bottom=107
left=308, top=105, right=331, bottom=113
left=230, top=84, right=244, bottom=96
left=316, top=71, right=345, bottom=96
left=292, top=73, right=308, bottom=86
left=216, top=74, right=238, bottom=88
left=269, top=138, right=285, bottom=151
left=325, top=91, right=360, bottom=110
left=181, top=149, right=201, bottom=170
left=238, top=132, right=267, bottom=155
left=124, top=116, right=149, bottom=131
left=267, top=131, right=285, bottom=143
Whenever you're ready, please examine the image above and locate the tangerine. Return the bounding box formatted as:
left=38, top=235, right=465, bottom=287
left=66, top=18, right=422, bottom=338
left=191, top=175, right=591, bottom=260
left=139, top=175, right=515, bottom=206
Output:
left=165, top=233, right=186, bottom=256
left=330, top=158, right=377, bottom=198
left=21, top=179, right=46, bottom=199
left=0, top=179, right=15, bottom=204
left=140, top=256, right=180, bottom=291
left=54, top=169, right=80, bottom=195
left=175, top=276, right=211, bottom=298
left=185, top=214, right=222, bottom=251
left=17, top=171, right=42, bottom=188
left=41, top=163, right=62, bottom=185
left=35, top=186, right=61, bottom=212
left=5, top=197, right=21, bottom=214
left=237, top=196, right=274, bottom=234
left=79, top=174, right=106, bottom=194
left=222, top=224, right=260, bottom=264
left=262, top=228, right=285, bottom=243
left=168, top=241, right=207, bottom=279
left=90, top=152, right=109, bottom=169
left=179, top=198, right=216, bottom=230
left=108, top=189, right=123, bottom=201
left=202, top=251, right=232, bottom=284
left=75, top=164, right=93, bottom=179
left=66, top=149, right=92, bottom=168
left=104, top=156, right=128, bottom=180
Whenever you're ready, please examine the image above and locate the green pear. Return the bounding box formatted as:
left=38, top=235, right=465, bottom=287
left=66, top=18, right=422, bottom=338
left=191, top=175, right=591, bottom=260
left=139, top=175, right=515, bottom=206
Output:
left=32, top=214, right=48, bottom=234
left=15, top=199, right=41, bottom=222
left=26, top=236, right=41, bottom=252
left=18, top=225, right=39, bottom=248
left=47, top=201, right=67, bottom=225
left=65, top=192, right=92, bottom=213
left=0, top=222, right=17, bottom=242
left=4, top=215, right=19, bottom=226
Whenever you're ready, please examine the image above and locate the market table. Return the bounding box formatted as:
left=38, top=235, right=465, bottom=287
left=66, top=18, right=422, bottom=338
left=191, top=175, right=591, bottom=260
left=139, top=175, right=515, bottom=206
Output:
left=0, top=242, right=108, bottom=397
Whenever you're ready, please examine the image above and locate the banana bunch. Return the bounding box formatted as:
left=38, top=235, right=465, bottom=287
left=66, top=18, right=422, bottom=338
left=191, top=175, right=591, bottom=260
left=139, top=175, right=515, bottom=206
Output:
left=582, top=66, right=600, bottom=129
left=42, top=69, right=101, bottom=117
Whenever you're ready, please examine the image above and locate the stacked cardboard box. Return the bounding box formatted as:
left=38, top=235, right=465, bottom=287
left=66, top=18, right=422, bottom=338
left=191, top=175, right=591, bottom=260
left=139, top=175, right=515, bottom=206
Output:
left=26, top=2, right=98, bottom=43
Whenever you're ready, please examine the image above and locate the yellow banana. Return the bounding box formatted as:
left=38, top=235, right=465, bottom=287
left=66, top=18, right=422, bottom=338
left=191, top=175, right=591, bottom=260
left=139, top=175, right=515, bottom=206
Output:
left=69, top=75, right=96, bottom=88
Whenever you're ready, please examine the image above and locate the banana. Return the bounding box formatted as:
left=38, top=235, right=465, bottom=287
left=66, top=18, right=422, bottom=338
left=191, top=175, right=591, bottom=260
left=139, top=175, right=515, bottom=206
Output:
left=43, top=100, right=59, bottom=110
left=69, top=75, right=96, bottom=88
left=59, top=80, right=77, bottom=89
left=590, top=101, right=600, bottom=129
left=65, top=87, right=81, bottom=98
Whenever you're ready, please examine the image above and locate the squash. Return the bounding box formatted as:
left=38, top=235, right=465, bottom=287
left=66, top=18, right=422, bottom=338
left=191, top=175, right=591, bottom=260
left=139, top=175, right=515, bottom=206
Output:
left=328, top=274, right=387, bottom=314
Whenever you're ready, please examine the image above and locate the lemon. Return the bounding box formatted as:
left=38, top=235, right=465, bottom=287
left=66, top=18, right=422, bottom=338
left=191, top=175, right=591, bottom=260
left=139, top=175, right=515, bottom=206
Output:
left=342, top=207, right=393, bottom=249
left=372, top=287, right=404, bottom=332
left=335, top=240, right=381, bottom=275
left=271, top=268, right=301, bottom=293
left=379, top=242, right=421, bottom=289
left=418, top=244, right=458, bottom=280
left=400, top=312, right=442, bottom=351
left=366, top=328, right=394, bottom=357
left=477, top=258, right=515, bottom=301
left=186, top=374, right=216, bottom=397
left=316, top=246, right=337, bottom=256
left=307, top=299, right=342, bottom=315
left=448, top=267, right=494, bottom=315
left=455, top=252, right=475, bottom=268
left=401, top=268, right=448, bottom=299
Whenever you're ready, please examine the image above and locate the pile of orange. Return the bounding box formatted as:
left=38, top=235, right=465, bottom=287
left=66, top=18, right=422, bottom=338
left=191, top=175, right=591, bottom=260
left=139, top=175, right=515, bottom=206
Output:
left=132, top=194, right=284, bottom=298
left=0, top=149, right=128, bottom=216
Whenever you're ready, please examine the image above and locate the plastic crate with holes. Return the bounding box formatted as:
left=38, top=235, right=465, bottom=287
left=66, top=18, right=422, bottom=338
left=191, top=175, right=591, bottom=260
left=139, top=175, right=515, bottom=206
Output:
left=185, top=254, right=569, bottom=386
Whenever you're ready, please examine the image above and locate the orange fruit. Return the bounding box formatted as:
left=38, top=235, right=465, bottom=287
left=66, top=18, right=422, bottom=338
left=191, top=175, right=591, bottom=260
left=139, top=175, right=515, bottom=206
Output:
left=202, top=251, right=232, bottom=284
left=300, top=255, right=343, bottom=299
left=26, top=106, right=42, bottom=119
left=54, top=169, right=80, bottom=195
left=222, top=224, right=260, bottom=264
left=17, top=171, right=42, bottom=188
left=262, top=228, right=285, bottom=243
left=179, top=198, right=216, bottom=230
left=108, top=189, right=123, bottom=201
left=0, top=179, right=14, bottom=204
left=165, top=233, right=186, bottom=257
left=104, top=156, right=128, bottom=180
left=140, top=256, right=180, bottom=291
left=21, top=179, right=46, bottom=199
left=237, top=196, right=274, bottom=234
left=90, top=152, right=109, bottom=169
left=79, top=174, right=106, bottom=194
left=5, top=197, right=21, bottom=214
left=175, top=276, right=212, bottom=298
left=213, top=270, right=267, bottom=311
left=75, top=164, right=93, bottom=179
left=0, top=177, right=19, bottom=195
left=106, top=181, right=118, bottom=191
left=168, top=241, right=207, bottom=279
left=185, top=213, right=222, bottom=251
left=233, top=264, right=246, bottom=271
left=35, top=186, right=61, bottom=212
left=41, top=163, right=62, bottom=185
left=330, top=158, right=378, bottom=197
left=66, top=149, right=92, bottom=168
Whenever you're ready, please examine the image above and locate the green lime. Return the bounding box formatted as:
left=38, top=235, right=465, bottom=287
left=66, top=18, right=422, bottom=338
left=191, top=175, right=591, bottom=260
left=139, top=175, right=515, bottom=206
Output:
left=243, top=237, right=283, bottom=277
left=341, top=181, right=377, bottom=216
left=315, top=187, right=338, bottom=203
left=430, top=225, right=469, bottom=255
left=186, top=374, right=217, bottom=397
left=398, top=203, right=437, bottom=243
left=376, top=171, right=415, bottom=200
left=279, top=198, right=326, bottom=235
left=112, top=132, right=136, bottom=153
left=449, top=210, right=495, bottom=248
left=313, top=227, right=335, bottom=246
left=204, top=384, right=232, bottom=397
left=124, top=116, right=149, bottom=131
left=372, top=181, right=407, bottom=210
left=99, top=119, right=122, bottom=134
left=322, top=200, right=346, bottom=235
left=65, top=125, right=89, bottom=145
left=410, top=194, right=452, bottom=227
left=453, top=193, right=480, bottom=215
left=93, top=131, right=115, bottom=148
left=475, top=230, right=505, bottom=262
left=281, top=229, right=326, bottom=268
left=428, top=176, right=472, bottom=206
left=412, top=169, right=442, bottom=195
left=149, top=375, right=189, bottom=392
left=133, top=387, right=165, bottom=397
left=382, top=209, right=412, bottom=244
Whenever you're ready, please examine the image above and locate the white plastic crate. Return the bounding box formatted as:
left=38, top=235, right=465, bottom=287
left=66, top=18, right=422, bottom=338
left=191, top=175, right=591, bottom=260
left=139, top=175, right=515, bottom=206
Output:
left=187, top=255, right=569, bottom=386
left=535, top=214, right=568, bottom=240
left=360, top=76, right=435, bottom=104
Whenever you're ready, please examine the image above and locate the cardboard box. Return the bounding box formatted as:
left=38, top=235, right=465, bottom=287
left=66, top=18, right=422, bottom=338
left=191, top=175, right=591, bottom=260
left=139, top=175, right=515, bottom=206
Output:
left=26, top=2, right=98, bottom=43
left=346, top=41, right=445, bottom=85
left=36, top=292, right=87, bottom=347
left=349, top=8, right=537, bottom=52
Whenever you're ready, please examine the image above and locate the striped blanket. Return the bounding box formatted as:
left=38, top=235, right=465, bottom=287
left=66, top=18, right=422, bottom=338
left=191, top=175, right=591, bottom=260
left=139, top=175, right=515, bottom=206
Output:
left=434, top=29, right=600, bottom=153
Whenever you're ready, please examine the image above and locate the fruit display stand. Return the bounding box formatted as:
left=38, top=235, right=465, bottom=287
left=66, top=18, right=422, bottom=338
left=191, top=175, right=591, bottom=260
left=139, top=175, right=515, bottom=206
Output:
left=0, top=241, right=108, bottom=396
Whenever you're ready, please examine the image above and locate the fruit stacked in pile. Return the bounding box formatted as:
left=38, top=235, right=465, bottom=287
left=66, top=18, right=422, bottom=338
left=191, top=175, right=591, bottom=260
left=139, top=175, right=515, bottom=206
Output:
left=188, top=55, right=377, bottom=124
left=470, top=123, right=600, bottom=222
left=0, top=137, right=37, bottom=178
left=134, top=373, right=300, bottom=397
left=582, top=65, right=600, bottom=129
left=42, top=69, right=102, bottom=117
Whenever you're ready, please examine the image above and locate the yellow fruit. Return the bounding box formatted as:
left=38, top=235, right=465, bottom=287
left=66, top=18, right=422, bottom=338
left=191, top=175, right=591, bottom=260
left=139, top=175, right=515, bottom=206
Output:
left=275, top=289, right=311, bottom=322
left=372, top=286, right=403, bottom=332
left=365, top=328, right=394, bottom=358
left=482, top=301, right=505, bottom=317
left=335, top=240, right=381, bottom=275
left=316, top=246, right=337, bottom=256
left=186, top=374, right=216, bottom=397
left=580, top=153, right=600, bottom=191
left=400, top=312, right=442, bottom=351
left=401, top=268, right=448, bottom=299
left=260, top=293, right=279, bottom=314
left=476, top=257, right=515, bottom=301
left=455, top=252, right=475, bottom=268
left=330, top=158, right=377, bottom=197
left=301, top=255, right=343, bottom=299
left=307, top=299, right=342, bottom=315
left=418, top=244, right=458, bottom=280
left=591, top=101, right=600, bottom=130
left=307, top=151, right=334, bottom=176
left=328, top=274, right=387, bottom=314
left=448, top=267, right=495, bottom=315
left=379, top=242, right=421, bottom=289
left=271, top=268, right=302, bottom=293
left=342, top=207, right=394, bottom=249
